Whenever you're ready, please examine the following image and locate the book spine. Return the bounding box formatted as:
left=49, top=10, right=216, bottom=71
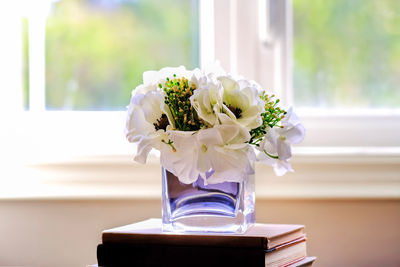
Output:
left=97, top=243, right=265, bottom=267
left=102, top=233, right=267, bottom=249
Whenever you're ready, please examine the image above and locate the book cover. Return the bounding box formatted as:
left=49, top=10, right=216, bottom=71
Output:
left=97, top=243, right=265, bottom=267
left=102, top=218, right=305, bottom=250
left=97, top=237, right=307, bottom=267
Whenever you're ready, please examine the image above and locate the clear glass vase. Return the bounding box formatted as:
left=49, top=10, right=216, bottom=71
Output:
left=161, top=167, right=255, bottom=233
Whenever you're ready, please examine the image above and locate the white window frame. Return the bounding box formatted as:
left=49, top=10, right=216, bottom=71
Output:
left=1, top=0, right=399, bottom=200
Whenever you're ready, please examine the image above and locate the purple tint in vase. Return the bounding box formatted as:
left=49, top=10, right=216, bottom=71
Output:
left=161, top=168, right=255, bottom=233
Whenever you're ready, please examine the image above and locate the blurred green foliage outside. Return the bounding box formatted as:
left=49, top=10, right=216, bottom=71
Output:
left=45, top=0, right=199, bottom=110
left=43, top=0, right=399, bottom=110
left=293, top=0, right=400, bottom=108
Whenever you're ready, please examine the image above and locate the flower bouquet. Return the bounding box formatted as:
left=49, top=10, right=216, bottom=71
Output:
left=125, top=65, right=305, bottom=233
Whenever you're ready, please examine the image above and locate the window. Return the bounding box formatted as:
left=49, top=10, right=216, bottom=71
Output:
left=45, top=0, right=199, bottom=110
left=21, top=0, right=199, bottom=111
left=293, top=0, right=400, bottom=109
left=211, top=0, right=400, bottom=198
left=1, top=0, right=399, bottom=199
left=0, top=0, right=202, bottom=197
left=2, top=0, right=200, bottom=161
left=213, top=0, right=400, bottom=147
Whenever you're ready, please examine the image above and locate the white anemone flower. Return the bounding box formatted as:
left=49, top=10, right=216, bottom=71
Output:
left=196, top=120, right=254, bottom=184
left=125, top=91, right=173, bottom=164
left=256, top=108, right=305, bottom=176
left=256, top=128, right=293, bottom=176
left=275, top=107, right=305, bottom=160
left=189, top=78, right=223, bottom=126
left=217, top=76, right=264, bottom=131
left=159, top=119, right=254, bottom=184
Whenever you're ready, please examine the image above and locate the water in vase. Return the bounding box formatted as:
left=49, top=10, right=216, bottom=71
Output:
left=161, top=168, right=255, bottom=233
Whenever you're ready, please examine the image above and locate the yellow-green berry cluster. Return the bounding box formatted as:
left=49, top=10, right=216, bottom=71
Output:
left=249, top=92, right=287, bottom=146
left=160, top=75, right=204, bottom=131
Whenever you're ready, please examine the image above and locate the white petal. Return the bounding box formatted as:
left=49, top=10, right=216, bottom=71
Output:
left=282, top=107, right=301, bottom=128
left=218, top=76, right=239, bottom=93
left=197, top=145, right=211, bottom=173
left=160, top=150, right=200, bottom=184
left=260, top=128, right=278, bottom=153
left=133, top=83, right=158, bottom=95
left=168, top=130, right=197, bottom=149
left=226, top=90, right=248, bottom=111
left=207, top=149, right=253, bottom=184
left=197, top=128, right=224, bottom=145
left=214, top=116, right=251, bottom=143
left=125, top=105, right=154, bottom=142
left=216, top=112, right=235, bottom=125
left=142, top=70, right=160, bottom=85
left=143, top=66, right=189, bottom=85
left=237, top=79, right=251, bottom=89
left=241, top=86, right=259, bottom=104
left=221, top=104, right=237, bottom=121
left=224, top=143, right=248, bottom=150
left=160, top=130, right=200, bottom=184
left=129, top=93, right=144, bottom=105
left=207, top=169, right=243, bottom=184
left=214, top=124, right=240, bottom=144
left=158, top=66, right=191, bottom=80
left=209, top=148, right=248, bottom=179
left=277, top=140, right=292, bottom=161
left=190, top=88, right=218, bottom=126
left=247, top=147, right=257, bottom=162
left=284, top=123, right=306, bottom=144
left=273, top=160, right=293, bottom=176
left=238, top=105, right=263, bottom=130
left=134, top=136, right=156, bottom=164
left=139, top=91, right=165, bottom=125
left=256, top=151, right=276, bottom=165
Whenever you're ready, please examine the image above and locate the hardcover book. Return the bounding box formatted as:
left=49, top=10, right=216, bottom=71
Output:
left=97, top=237, right=307, bottom=267
left=99, top=218, right=309, bottom=267
left=102, top=218, right=305, bottom=250
left=91, top=257, right=316, bottom=267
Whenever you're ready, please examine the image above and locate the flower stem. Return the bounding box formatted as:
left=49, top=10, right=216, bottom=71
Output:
left=264, top=149, right=279, bottom=159
left=162, top=139, right=176, bottom=152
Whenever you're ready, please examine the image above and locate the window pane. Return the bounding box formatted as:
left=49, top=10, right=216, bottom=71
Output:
left=293, top=0, right=400, bottom=108
left=22, top=17, right=29, bottom=110
left=45, top=0, right=199, bottom=110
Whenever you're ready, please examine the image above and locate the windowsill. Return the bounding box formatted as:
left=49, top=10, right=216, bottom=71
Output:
left=1, top=147, right=399, bottom=200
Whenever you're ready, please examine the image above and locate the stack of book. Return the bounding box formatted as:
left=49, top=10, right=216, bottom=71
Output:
left=96, top=218, right=316, bottom=267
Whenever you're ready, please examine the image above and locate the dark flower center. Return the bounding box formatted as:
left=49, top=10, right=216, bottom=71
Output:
left=154, top=114, right=169, bottom=131
left=227, top=105, right=242, bottom=118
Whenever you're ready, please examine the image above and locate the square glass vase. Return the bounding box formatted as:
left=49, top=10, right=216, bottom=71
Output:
left=161, top=168, right=255, bottom=233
